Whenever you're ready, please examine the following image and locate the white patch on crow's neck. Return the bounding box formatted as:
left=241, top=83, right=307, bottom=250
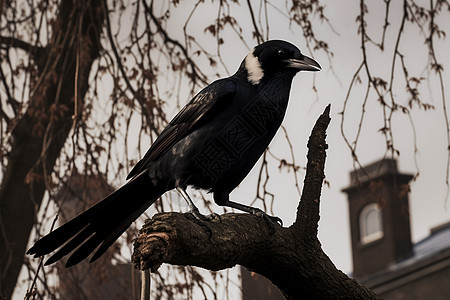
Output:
left=245, top=50, right=264, bottom=85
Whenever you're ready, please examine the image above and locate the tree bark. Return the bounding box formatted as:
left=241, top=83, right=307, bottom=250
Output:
left=0, top=1, right=104, bottom=298
left=132, top=106, right=380, bottom=299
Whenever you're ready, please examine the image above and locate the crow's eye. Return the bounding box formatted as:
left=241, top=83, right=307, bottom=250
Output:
left=277, top=49, right=285, bottom=57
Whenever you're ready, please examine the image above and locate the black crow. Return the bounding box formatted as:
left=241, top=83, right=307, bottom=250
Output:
left=27, top=40, right=321, bottom=267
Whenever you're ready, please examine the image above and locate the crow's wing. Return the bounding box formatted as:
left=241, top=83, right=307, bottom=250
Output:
left=127, top=78, right=236, bottom=179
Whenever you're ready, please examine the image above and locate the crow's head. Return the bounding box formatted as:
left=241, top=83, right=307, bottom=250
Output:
left=243, top=40, right=321, bottom=85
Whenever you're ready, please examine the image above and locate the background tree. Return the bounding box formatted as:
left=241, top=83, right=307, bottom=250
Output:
left=1, top=0, right=449, bottom=299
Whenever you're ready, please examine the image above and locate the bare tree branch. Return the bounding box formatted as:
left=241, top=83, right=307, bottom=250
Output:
left=292, top=104, right=330, bottom=236
left=0, top=36, right=43, bottom=57
left=142, top=0, right=209, bottom=87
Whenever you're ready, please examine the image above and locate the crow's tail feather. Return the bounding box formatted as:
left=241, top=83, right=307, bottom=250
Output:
left=27, top=172, right=165, bottom=267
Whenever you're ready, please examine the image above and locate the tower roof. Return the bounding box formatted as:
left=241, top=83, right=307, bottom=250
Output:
left=342, top=158, right=413, bottom=193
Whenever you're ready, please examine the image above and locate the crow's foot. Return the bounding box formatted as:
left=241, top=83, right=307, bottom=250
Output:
left=185, top=207, right=213, bottom=238
left=249, top=208, right=283, bottom=232
left=206, top=212, right=221, bottom=222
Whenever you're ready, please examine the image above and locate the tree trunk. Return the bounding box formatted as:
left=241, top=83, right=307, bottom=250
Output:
left=0, top=0, right=104, bottom=297
left=132, top=106, right=381, bottom=299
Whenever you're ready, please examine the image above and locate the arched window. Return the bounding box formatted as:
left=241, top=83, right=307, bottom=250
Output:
left=360, top=203, right=383, bottom=244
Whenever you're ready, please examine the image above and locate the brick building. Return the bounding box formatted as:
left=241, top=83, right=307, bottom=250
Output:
left=343, top=159, right=450, bottom=299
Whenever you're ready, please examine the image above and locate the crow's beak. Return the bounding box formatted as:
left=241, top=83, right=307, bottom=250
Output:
left=284, top=55, right=321, bottom=72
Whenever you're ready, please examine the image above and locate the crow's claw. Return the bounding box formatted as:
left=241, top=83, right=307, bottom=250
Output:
left=249, top=208, right=283, bottom=231
left=186, top=208, right=213, bottom=238
left=267, top=215, right=283, bottom=226
left=206, top=212, right=221, bottom=222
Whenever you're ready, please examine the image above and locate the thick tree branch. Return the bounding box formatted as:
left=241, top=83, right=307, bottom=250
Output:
left=132, top=105, right=380, bottom=299
left=133, top=213, right=277, bottom=272
left=292, top=104, right=330, bottom=235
